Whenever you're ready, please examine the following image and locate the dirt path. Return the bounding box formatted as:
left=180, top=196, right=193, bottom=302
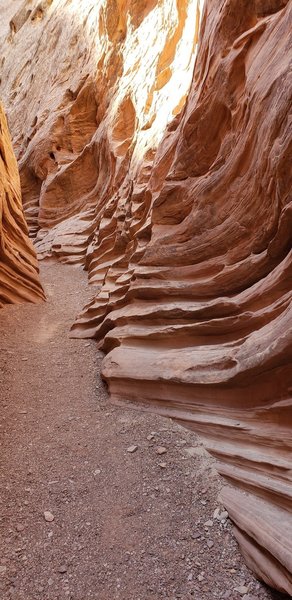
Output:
left=0, top=262, right=283, bottom=600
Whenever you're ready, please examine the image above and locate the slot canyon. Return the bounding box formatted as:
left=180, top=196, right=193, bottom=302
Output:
left=0, top=0, right=291, bottom=599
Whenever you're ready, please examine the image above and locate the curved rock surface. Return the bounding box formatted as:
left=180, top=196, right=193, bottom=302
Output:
left=75, top=2, right=292, bottom=593
left=0, top=103, right=44, bottom=306
left=0, top=0, right=203, bottom=258
left=0, top=0, right=291, bottom=594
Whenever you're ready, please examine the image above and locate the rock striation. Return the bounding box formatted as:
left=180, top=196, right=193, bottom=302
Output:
left=0, top=0, right=203, bottom=259
left=0, top=0, right=291, bottom=594
left=0, top=103, right=44, bottom=306
left=75, top=2, right=292, bottom=593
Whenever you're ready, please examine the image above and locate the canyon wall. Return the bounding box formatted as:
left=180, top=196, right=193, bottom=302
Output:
left=71, top=2, right=292, bottom=594
left=0, top=0, right=203, bottom=258
left=0, top=0, right=291, bottom=594
left=0, top=103, right=44, bottom=305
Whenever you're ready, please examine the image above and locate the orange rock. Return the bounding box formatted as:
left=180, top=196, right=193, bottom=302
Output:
left=74, top=2, right=292, bottom=593
left=0, top=103, right=44, bottom=306
left=0, top=0, right=203, bottom=261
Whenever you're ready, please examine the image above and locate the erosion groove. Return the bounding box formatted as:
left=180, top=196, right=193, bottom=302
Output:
left=0, top=103, right=44, bottom=306
left=0, top=0, right=203, bottom=257
left=76, top=3, right=291, bottom=592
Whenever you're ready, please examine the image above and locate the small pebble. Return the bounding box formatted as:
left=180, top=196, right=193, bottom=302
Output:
left=44, top=511, right=55, bottom=522
left=234, top=586, right=249, bottom=595
left=58, top=565, right=67, bottom=574
left=204, top=520, right=213, bottom=527
left=127, top=445, right=138, bottom=453
left=218, top=510, right=229, bottom=521
left=156, top=447, right=167, bottom=455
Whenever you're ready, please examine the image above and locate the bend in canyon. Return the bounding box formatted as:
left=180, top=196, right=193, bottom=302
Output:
left=0, top=0, right=291, bottom=596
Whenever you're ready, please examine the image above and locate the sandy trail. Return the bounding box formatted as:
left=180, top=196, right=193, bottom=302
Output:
left=0, top=262, right=281, bottom=600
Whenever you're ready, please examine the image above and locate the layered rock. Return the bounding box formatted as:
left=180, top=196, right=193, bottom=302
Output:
left=0, top=0, right=291, bottom=594
left=73, top=1, right=292, bottom=594
left=0, top=0, right=203, bottom=259
left=0, top=103, right=44, bottom=306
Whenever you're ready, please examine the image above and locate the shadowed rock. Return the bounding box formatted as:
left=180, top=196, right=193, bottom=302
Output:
left=0, top=103, right=44, bottom=305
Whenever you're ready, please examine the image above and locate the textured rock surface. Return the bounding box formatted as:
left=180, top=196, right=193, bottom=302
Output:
left=0, top=0, right=291, bottom=594
left=0, top=103, right=44, bottom=305
left=75, top=2, right=292, bottom=594
left=0, top=0, right=203, bottom=258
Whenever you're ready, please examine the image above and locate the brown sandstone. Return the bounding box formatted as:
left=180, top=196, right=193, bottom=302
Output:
left=0, top=103, right=44, bottom=305
left=70, top=2, right=292, bottom=593
left=0, top=0, right=203, bottom=257
left=0, top=0, right=291, bottom=594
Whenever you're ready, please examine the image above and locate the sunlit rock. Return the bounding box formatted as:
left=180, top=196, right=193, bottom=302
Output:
left=74, top=2, right=292, bottom=594
left=0, top=0, right=203, bottom=259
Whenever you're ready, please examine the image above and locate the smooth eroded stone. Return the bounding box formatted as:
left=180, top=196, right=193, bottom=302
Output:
left=0, top=104, right=44, bottom=306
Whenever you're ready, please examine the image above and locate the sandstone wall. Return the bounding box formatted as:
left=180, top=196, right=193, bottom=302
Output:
left=0, top=0, right=203, bottom=258
left=74, top=1, right=292, bottom=593
left=0, top=0, right=291, bottom=593
left=0, top=103, right=44, bottom=305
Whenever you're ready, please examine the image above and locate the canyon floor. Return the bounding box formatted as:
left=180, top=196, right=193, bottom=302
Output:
left=0, top=262, right=286, bottom=600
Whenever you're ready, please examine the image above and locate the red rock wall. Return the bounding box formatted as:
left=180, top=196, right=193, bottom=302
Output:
left=0, top=0, right=291, bottom=593
left=0, top=104, right=44, bottom=306
left=0, top=0, right=203, bottom=258
left=73, top=1, right=292, bottom=593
